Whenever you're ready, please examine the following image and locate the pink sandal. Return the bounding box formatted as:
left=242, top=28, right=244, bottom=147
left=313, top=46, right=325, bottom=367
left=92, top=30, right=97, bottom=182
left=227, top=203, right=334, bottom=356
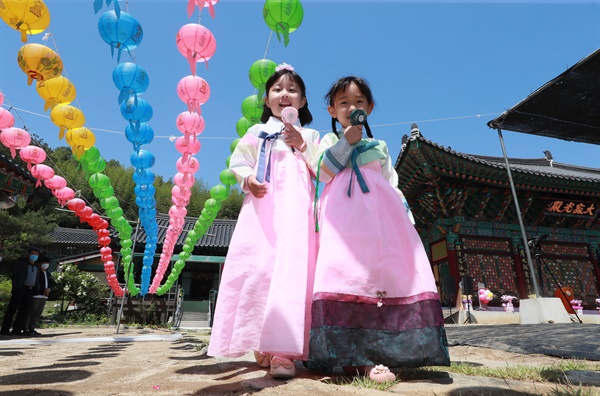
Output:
left=369, top=364, right=396, bottom=383
left=253, top=351, right=271, bottom=368
left=270, top=356, right=296, bottom=379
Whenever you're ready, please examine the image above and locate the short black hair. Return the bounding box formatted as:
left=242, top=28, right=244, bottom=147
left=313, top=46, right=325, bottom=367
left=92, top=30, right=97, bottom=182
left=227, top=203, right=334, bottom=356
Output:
left=28, top=247, right=41, bottom=254
left=38, top=256, right=50, bottom=263
left=324, top=76, right=375, bottom=138
left=260, top=68, right=313, bottom=126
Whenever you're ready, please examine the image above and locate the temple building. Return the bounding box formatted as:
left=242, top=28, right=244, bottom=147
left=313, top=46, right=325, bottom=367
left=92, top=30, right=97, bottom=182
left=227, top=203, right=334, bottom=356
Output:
left=0, top=152, right=36, bottom=209
left=394, top=126, right=600, bottom=309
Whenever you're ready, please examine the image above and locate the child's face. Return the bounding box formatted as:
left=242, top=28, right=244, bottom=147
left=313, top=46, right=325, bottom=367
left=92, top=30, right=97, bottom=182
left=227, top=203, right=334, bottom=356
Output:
left=328, top=82, right=374, bottom=128
left=265, top=75, right=306, bottom=120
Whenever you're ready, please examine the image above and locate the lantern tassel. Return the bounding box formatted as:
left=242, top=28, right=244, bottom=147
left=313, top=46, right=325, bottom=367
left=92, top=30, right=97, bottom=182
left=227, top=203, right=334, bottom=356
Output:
left=93, top=0, right=103, bottom=13
left=187, top=49, right=197, bottom=76
left=9, top=147, right=16, bottom=158
left=36, top=179, right=42, bottom=188
left=187, top=0, right=195, bottom=17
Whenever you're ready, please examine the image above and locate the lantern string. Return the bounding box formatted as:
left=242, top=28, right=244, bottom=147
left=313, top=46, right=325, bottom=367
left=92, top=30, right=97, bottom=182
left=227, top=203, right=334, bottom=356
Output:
left=1, top=96, right=106, bottom=212
left=263, top=30, right=273, bottom=60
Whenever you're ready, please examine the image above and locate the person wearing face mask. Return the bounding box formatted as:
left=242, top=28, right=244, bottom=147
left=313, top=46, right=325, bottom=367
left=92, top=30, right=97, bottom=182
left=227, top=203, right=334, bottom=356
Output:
left=24, top=256, right=54, bottom=336
left=1, top=247, right=40, bottom=336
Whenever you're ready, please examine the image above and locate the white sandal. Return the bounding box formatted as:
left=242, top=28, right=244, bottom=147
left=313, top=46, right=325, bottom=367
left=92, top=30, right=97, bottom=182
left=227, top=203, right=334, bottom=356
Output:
left=270, top=356, right=296, bottom=379
left=369, top=364, right=396, bottom=383
left=253, top=351, right=271, bottom=368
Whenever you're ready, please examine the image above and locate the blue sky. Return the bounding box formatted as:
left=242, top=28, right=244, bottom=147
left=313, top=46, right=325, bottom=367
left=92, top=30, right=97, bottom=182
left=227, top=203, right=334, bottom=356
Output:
left=1, top=0, right=599, bottom=197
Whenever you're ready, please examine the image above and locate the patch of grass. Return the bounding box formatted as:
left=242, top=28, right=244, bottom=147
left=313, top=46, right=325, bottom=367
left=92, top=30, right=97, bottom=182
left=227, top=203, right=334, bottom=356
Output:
left=547, top=378, right=600, bottom=396
left=323, top=375, right=399, bottom=391
left=398, top=361, right=600, bottom=384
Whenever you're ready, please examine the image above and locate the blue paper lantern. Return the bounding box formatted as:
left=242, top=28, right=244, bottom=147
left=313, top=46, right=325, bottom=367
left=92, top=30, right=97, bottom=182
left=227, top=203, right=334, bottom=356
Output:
left=113, top=62, right=149, bottom=104
left=98, top=10, right=143, bottom=61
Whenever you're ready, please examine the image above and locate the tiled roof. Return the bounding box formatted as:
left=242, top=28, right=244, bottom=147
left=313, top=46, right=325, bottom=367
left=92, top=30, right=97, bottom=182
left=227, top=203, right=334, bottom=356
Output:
left=0, top=152, right=35, bottom=182
left=49, top=227, right=99, bottom=245
left=396, top=135, right=600, bottom=184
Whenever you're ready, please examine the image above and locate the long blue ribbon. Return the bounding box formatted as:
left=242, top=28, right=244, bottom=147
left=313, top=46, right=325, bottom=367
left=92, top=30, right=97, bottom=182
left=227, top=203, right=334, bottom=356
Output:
left=256, top=131, right=281, bottom=183
left=347, top=141, right=380, bottom=197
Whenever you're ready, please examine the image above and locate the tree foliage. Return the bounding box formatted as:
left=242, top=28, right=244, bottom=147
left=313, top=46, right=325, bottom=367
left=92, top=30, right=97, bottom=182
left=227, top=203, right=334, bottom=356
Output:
left=52, top=264, right=110, bottom=318
left=0, top=136, right=243, bottom=272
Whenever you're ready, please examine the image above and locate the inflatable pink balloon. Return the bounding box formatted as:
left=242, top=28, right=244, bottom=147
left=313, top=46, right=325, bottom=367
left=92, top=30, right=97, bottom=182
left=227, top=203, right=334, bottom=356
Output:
left=176, top=156, right=200, bottom=174
left=53, top=187, right=75, bottom=207
left=0, top=127, right=31, bottom=158
left=176, top=111, right=205, bottom=135
left=177, top=75, right=211, bottom=113
left=176, top=24, right=216, bottom=75
left=31, top=164, right=55, bottom=187
left=44, top=175, right=67, bottom=191
left=0, top=107, right=15, bottom=129
left=19, top=145, right=47, bottom=171
left=187, top=0, right=218, bottom=18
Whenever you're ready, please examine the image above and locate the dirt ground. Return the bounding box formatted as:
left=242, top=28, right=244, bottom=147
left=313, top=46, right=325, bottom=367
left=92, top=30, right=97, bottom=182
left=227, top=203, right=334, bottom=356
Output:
left=0, top=326, right=592, bottom=396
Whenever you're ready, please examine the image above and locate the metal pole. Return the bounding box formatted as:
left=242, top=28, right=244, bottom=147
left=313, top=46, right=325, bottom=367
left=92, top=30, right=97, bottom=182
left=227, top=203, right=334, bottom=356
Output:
left=496, top=128, right=541, bottom=297
left=116, top=219, right=140, bottom=334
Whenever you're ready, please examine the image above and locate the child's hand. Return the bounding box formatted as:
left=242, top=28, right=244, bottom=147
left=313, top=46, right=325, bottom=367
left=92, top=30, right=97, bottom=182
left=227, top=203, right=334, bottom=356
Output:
left=247, top=174, right=268, bottom=198
left=281, top=122, right=305, bottom=151
left=343, top=125, right=362, bottom=145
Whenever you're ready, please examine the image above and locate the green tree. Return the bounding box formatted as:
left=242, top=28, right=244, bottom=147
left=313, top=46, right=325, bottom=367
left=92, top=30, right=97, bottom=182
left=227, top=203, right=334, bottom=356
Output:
left=53, top=264, right=109, bottom=318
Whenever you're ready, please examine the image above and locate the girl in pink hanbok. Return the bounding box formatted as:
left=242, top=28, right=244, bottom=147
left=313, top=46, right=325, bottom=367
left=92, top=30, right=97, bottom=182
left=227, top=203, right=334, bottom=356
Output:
left=207, top=64, right=320, bottom=380
left=308, top=76, right=449, bottom=381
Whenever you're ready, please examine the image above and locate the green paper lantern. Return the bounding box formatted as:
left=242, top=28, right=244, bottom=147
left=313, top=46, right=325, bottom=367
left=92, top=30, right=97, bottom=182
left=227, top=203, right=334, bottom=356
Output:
left=230, top=138, right=241, bottom=153
left=106, top=207, right=124, bottom=219
left=88, top=173, right=111, bottom=190
left=179, top=251, right=191, bottom=261
left=79, top=146, right=100, bottom=164
left=249, top=58, right=277, bottom=99
left=210, top=184, right=228, bottom=201
left=226, top=155, right=231, bottom=168
left=205, top=198, right=221, bottom=213
left=201, top=208, right=216, bottom=221
left=182, top=244, right=194, bottom=253
left=100, top=196, right=120, bottom=210
left=263, top=0, right=304, bottom=47
left=82, top=157, right=107, bottom=174
left=220, top=169, right=238, bottom=186
left=120, top=239, right=133, bottom=249
left=236, top=116, right=254, bottom=138
left=241, top=95, right=263, bottom=124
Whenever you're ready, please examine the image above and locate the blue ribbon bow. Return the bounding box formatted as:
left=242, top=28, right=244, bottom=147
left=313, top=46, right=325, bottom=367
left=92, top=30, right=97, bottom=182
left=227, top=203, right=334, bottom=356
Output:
left=256, top=131, right=281, bottom=183
left=347, top=141, right=380, bottom=197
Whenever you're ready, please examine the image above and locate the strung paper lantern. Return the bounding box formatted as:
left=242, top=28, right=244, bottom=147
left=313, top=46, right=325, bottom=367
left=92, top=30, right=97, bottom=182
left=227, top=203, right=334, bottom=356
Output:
left=130, top=149, right=155, bottom=169
left=88, top=173, right=111, bottom=190
left=220, top=169, right=238, bottom=186
left=112, top=62, right=149, bottom=104
left=175, top=135, right=201, bottom=156
left=0, top=107, right=15, bottom=129
left=263, top=0, right=304, bottom=47
left=176, top=23, right=216, bottom=75
left=0, top=0, right=51, bottom=42
left=30, top=164, right=54, bottom=187
left=36, top=76, right=76, bottom=111
left=187, top=0, right=218, bottom=18
left=0, top=127, right=31, bottom=158
left=176, top=111, right=205, bottom=135
left=176, top=156, right=200, bottom=174
left=19, top=145, right=47, bottom=171
left=53, top=187, right=75, bottom=207
left=241, top=95, right=263, bottom=125
left=177, top=75, right=210, bottom=113
left=249, top=59, right=276, bottom=99
left=98, top=10, right=143, bottom=61
left=50, top=104, right=85, bottom=140
left=133, top=169, right=155, bottom=185
left=66, top=127, right=96, bottom=159
left=125, top=122, right=154, bottom=150
left=236, top=117, right=253, bottom=137
left=67, top=198, right=86, bottom=213
left=17, top=43, right=63, bottom=86
left=174, top=172, right=195, bottom=188
left=44, top=175, right=67, bottom=191
left=120, top=96, right=153, bottom=130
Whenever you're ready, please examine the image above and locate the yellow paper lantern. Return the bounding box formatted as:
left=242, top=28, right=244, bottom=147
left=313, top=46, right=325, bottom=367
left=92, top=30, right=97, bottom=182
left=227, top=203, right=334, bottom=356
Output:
left=0, top=0, right=51, bottom=42
left=36, top=76, right=76, bottom=111
left=17, top=43, right=63, bottom=86
left=66, top=127, right=96, bottom=159
left=50, top=104, right=85, bottom=140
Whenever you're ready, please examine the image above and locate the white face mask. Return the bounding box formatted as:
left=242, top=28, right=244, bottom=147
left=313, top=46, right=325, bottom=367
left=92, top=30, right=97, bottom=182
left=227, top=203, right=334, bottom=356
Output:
left=41, top=263, right=50, bottom=270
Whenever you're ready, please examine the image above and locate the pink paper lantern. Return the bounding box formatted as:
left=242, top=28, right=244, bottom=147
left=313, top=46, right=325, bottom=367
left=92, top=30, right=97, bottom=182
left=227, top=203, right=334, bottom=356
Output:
left=177, top=76, right=211, bottom=113
left=176, top=111, right=205, bottom=135
left=187, top=0, right=218, bottom=18
left=0, top=127, right=31, bottom=158
left=176, top=24, right=216, bottom=75
left=174, top=172, right=195, bottom=188
left=176, top=156, right=200, bottom=174
left=19, top=145, right=47, bottom=171
left=175, top=135, right=201, bottom=155
left=67, top=198, right=86, bottom=213
left=0, top=107, right=15, bottom=129
left=44, top=175, right=67, bottom=191
left=53, top=187, right=75, bottom=207
left=169, top=205, right=187, bottom=218
left=30, top=164, right=54, bottom=187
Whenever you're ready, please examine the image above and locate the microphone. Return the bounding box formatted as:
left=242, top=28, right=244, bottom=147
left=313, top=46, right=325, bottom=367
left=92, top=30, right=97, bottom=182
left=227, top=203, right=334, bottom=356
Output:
left=281, top=107, right=298, bottom=125
left=350, top=109, right=367, bottom=126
